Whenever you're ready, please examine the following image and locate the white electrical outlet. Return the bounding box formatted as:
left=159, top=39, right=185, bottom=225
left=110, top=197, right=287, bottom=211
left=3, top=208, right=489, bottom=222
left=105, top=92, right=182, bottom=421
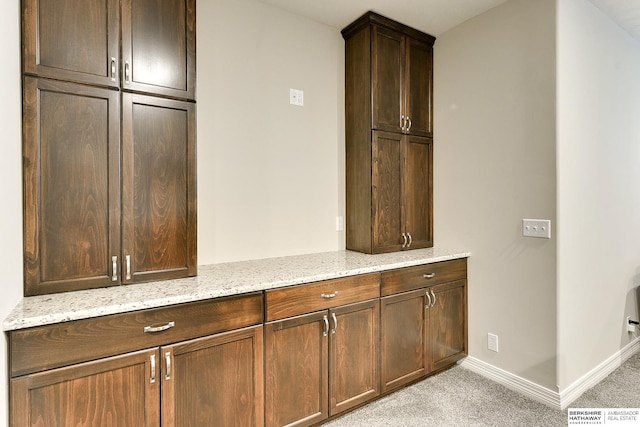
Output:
left=522, top=219, right=551, bottom=239
left=335, top=216, right=344, bottom=232
left=488, top=333, right=499, bottom=352
left=627, top=316, right=636, bottom=333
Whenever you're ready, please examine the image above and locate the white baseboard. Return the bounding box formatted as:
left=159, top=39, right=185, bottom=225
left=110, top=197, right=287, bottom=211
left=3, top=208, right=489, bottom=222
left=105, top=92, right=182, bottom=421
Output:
left=459, top=337, right=640, bottom=410
left=559, top=337, right=640, bottom=409
left=459, top=356, right=561, bottom=409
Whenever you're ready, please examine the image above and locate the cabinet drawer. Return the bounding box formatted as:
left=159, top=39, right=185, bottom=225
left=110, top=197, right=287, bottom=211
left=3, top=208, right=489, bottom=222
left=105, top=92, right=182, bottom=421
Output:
left=381, top=259, right=467, bottom=296
left=266, top=274, right=380, bottom=321
left=10, top=292, right=263, bottom=377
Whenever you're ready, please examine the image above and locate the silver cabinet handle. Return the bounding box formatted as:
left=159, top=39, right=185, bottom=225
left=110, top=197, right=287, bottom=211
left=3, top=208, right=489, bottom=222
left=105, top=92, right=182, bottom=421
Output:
left=407, top=233, right=412, bottom=247
left=321, top=291, right=338, bottom=299
left=144, top=321, right=175, bottom=333
left=423, top=273, right=436, bottom=279
left=430, top=290, right=437, bottom=308
left=425, top=291, right=432, bottom=307
left=150, top=354, right=156, bottom=384
left=110, top=57, right=117, bottom=82
left=401, top=233, right=407, bottom=248
left=124, top=61, right=130, bottom=82
left=125, top=255, right=131, bottom=280
left=400, top=114, right=405, bottom=132
left=322, top=315, right=329, bottom=337
left=406, top=116, right=412, bottom=132
left=164, top=352, right=171, bottom=381
left=111, top=256, right=118, bottom=281
left=331, top=313, right=338, bottom=335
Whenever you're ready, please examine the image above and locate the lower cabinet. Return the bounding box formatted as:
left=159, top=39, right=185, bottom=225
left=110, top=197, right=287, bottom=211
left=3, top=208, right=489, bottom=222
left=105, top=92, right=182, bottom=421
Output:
left=11, top=348, right=161, bottom=426
left=9, top=294, right=265, bottom=427
left=162, top=326, right=264, bottom=426
left=381, top=261, right=467, bottom=393
left=8, top=258, right=468, bottom=427
left=264, top=275, right=380, bottom=427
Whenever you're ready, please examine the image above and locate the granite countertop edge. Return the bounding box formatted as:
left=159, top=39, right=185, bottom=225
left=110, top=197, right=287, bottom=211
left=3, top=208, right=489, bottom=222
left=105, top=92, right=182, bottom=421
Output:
left=3, top=248, right=470, bottom=332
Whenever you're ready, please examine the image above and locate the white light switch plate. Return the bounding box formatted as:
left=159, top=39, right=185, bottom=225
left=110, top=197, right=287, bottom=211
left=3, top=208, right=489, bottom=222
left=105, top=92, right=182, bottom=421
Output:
left=522, top=219, right=551, bottom=239
left=289, top=88, right=304, bottom=106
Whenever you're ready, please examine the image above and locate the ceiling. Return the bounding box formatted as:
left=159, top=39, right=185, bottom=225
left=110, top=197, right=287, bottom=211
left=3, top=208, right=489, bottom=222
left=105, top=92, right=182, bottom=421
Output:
left=257, top=0, right=640, bottom=42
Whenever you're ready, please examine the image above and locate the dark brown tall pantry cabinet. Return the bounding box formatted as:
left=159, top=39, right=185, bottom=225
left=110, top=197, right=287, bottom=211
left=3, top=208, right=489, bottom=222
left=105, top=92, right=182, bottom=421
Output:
left=342, top=12, right=434, bottom=254
left=21, top=0, right=197, bottom=295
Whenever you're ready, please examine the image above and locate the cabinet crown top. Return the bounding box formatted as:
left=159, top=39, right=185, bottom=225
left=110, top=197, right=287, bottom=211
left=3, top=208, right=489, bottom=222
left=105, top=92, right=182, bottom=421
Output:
left=341, top=11, right=436, bottom=45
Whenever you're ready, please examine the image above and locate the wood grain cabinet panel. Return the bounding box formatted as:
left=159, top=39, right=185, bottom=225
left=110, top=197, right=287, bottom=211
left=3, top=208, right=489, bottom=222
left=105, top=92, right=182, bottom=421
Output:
left=11, top=349, right=160, bottom=427
left=265, top=296, right=380, bottom=426
left=22, top=77, right=121, bottom=295
left=122, top=0, right=196, bottom=100
left=265, top=312, right=328, bottom=427
left=122, top=93, right=197, bottom=283
left=380, top=260, right=467, bottom=392
left=21, top=0, right=197, bottom=295
left=265, top=273, right=379, bottom=321
left=380, top=289, right=427, bottom=392
left=428, top=280, right=467, bottom=372
left=163, top=326, right=264, bottom=427
left=343, top=12, right=435, bottom=254
left=329, top=300, right=380, bottom=415
left=9, top=294, right=264, bottom=427
left=22, top=0, right=120, bottom=87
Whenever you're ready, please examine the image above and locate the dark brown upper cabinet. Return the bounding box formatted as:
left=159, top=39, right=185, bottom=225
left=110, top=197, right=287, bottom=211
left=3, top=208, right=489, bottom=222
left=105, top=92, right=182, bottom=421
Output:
left=21, top=0, right=197, bottom=295
left=122, top=93, right=197, bottom=284
left=22, top=77, right=121, bottom=295
left=22, top=0, right=121, bottom=88
left=342, top=12, right=435, bottom=254
left=371, top=26, right=433, bottom=137
left=121, top=0, right=196, bottom=100
left=22, top=0, right=196, bottom=101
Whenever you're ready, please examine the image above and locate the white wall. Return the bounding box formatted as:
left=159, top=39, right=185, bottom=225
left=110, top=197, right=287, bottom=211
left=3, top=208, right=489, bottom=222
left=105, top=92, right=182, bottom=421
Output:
left=196, top=0, right=345, bottom=264
left=557, top=0, right=640, bottom=391
left=0, top=0, right=24, bottom=424
left=434, top=0, right=558, bottom=389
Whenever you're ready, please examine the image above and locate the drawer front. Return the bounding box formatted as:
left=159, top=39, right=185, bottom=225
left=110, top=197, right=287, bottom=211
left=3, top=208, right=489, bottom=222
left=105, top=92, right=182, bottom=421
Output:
left=10, top=292, right=264, bottom=377
left=381, top=258, right=467, bottom=296
left=266, top=273, right=380, bottom=321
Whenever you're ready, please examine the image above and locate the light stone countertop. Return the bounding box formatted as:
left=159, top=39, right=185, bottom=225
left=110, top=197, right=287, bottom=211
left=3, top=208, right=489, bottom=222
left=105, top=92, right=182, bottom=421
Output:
left=3, top=248, right=470, bottom=331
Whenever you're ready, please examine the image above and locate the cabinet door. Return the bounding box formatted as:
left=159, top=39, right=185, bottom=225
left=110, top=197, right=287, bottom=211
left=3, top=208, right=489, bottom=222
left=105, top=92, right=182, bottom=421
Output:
left=371, top=26, right=404, bottom=133
left=427, top=280, right=467, bottom=372
left=23, top=77, right=121, bottom=296
left=11, top=349, right=160, bottom=426
left=121, top=93, right=197, bottom=284
left=121, top=0, right=196, bottom=100
left=405, top=38, right=433, bottom=137
left=22, top=0, right=120, bottom=87
left=329, top=300, right=380, bottom=416
left=162, top=326, right=264, bottom=427
left=265, top=312, right=328, bottom=427
left=372, top=131, right=404, bottom=253
left=380, top=289, right=427, bottom=392
left=403, top=136, right=433, bottom=250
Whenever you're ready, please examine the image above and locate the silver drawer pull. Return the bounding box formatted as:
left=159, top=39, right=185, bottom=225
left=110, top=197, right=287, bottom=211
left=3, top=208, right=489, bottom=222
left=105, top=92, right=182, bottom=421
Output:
left=165, top=351, right=172, bottom=381
left=111, top=256, right=118, bottom=281
left=430, top=290, right=437, bottom=308
left=331, top=312, right=338, bottom=335
left=322, top=315, right=329, bottom=337
left=144, top=321, right=175, bottom=333
left=150, top=354, right=156, bottom=384
left=321, top=291, right=338, bottom=299
left=423, top=273, right=436, bottom=279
